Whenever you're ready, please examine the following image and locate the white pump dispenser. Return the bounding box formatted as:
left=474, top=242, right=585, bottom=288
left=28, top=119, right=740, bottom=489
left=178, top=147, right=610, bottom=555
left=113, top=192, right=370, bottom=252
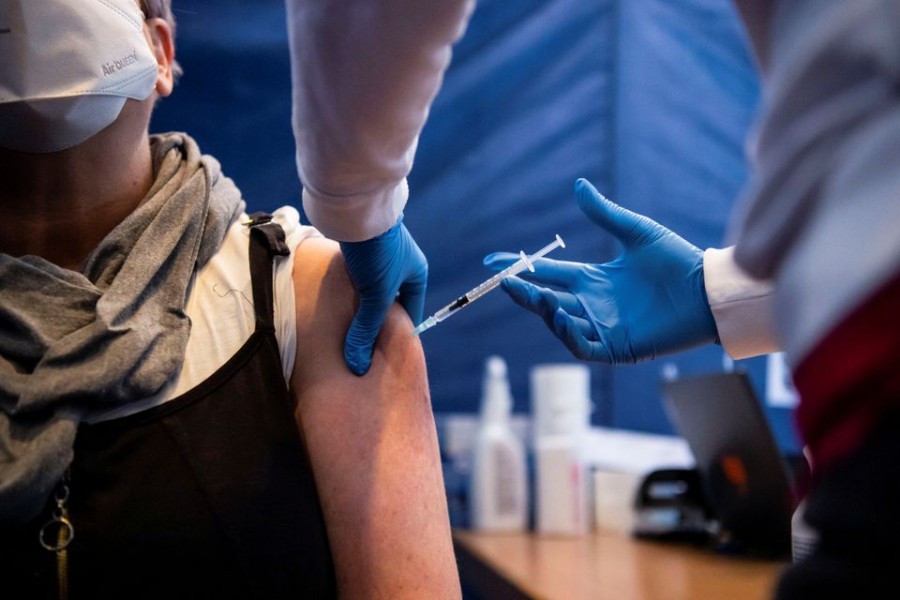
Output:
left=469, top=356, right=528, bottom=532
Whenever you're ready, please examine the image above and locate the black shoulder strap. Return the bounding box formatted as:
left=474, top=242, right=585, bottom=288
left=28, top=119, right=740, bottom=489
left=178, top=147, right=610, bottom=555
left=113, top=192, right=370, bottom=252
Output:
left=246, top=212, right=291, bottom=333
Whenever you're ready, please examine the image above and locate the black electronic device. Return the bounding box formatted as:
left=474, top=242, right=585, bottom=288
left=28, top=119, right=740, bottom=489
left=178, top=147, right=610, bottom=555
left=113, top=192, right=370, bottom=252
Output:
left=632, top=467, right=715, bottom=543
left=661, top=371, right=795, bottom=558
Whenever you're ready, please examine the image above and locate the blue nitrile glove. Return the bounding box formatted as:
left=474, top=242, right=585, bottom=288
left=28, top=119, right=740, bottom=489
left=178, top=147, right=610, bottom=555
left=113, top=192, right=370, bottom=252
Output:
left=483, top=178, right=719, bottom=364
left=339, top=214, right=427, bottom=375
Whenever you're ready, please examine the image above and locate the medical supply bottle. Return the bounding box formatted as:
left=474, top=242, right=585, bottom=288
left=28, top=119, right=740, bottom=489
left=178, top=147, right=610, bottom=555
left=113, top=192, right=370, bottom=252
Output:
left=531, top=364, right=591, bottom=536
left=469, top=356, right=528, bottom=532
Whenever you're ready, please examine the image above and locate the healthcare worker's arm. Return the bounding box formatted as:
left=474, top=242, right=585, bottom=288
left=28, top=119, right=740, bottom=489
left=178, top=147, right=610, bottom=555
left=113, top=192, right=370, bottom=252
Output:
left=290, top=237, right=460, bottom=599
left=284, top=0, right=475, bottom=375
left=484, top=178, right=778, bottom=363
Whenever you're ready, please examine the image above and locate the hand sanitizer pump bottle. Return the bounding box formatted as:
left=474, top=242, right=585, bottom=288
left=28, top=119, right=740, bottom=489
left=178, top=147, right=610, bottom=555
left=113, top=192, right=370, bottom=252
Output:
left=470, top=356, right=528, bottom=532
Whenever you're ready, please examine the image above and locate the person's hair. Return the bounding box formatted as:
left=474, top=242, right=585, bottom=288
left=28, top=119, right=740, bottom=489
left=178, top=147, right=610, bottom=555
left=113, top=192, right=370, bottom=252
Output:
left=139, top=0, right=183, bottom=80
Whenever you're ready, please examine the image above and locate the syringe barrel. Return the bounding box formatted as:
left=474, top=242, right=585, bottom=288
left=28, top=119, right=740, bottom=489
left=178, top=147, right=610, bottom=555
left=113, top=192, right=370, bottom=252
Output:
left=461, top=272, right=505, bottom=303
left=431, top=272, right=504, bottom=325
left=432, top=303, right=457, bottom=323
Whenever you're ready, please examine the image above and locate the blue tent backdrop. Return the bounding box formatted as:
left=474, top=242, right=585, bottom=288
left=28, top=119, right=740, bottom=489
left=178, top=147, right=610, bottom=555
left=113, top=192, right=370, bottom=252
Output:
left=152, top=0, right=799, bottom=455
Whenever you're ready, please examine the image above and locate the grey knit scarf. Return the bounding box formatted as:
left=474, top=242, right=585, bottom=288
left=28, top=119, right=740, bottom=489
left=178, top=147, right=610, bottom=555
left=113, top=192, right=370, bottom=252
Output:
left=0, top=132, right=245, bottom=524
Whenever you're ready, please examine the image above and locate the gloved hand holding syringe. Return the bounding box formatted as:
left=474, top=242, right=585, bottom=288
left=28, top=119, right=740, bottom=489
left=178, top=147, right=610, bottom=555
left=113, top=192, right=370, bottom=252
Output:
left=413, top=234, right=566, bottom=335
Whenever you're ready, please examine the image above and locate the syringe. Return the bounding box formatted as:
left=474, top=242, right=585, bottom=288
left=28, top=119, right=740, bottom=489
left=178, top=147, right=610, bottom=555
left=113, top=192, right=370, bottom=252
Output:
left=413, top=234, right=565, bottom=336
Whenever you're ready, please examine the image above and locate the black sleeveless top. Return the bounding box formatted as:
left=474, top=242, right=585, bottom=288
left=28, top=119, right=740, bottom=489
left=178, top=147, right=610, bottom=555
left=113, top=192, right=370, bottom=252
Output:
left=2, top=218, right=337, bottom=599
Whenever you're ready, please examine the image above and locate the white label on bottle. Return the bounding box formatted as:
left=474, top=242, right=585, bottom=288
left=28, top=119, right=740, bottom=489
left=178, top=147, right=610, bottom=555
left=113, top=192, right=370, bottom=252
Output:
left=536, top=438, right=588, bottom=536
left=492, top=444, right=520, bottom=516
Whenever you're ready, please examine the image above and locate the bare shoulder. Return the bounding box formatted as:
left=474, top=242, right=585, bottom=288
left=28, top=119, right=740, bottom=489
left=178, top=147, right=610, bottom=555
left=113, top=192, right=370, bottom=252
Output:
left=289, top=236, right=423, bottom=395
left=289, top=236, right=355, bottom=360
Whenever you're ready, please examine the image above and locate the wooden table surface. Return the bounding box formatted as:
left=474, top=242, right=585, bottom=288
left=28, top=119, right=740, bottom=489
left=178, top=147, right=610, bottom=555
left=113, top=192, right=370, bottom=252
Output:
left=454, top=529, right=789, bottom=600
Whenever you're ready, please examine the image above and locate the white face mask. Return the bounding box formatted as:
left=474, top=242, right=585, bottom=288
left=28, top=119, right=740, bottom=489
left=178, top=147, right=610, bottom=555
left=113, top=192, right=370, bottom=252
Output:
left=0, top=0, right=159, bottom=153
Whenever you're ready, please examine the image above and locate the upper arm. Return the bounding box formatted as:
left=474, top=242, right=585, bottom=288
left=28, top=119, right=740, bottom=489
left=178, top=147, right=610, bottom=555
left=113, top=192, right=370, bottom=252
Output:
left=289, top=237, right=460, bottom=599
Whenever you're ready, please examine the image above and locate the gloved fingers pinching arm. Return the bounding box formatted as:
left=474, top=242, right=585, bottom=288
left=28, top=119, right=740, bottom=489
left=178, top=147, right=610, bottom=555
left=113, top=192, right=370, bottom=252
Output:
left=339, top=214, right=428, bottom=376
left=343, top=292, right=394, bottom=376
left=397, top=265, right=428, bottom=327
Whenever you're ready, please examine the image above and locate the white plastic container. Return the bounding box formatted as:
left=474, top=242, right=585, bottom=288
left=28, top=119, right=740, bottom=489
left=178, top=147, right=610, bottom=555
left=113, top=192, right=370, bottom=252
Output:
left=531, top=364, right=591, bottom=536
left=534, top=434, right=590, bottom=535
left=469, top=356, right=528, bottom=532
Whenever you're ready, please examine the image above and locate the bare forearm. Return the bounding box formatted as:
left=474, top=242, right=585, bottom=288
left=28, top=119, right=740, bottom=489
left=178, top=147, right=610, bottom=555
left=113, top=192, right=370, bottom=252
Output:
left=290, top=240, right=460, bottom=598
left=295, top=324, right=458, bottom=598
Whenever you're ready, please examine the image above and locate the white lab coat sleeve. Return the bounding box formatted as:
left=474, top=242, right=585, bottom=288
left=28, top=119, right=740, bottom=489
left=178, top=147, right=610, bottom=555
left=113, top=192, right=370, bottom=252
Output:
left=285, top=0, right=475, bottom=242
left=703, top=246, right=780, bottom=359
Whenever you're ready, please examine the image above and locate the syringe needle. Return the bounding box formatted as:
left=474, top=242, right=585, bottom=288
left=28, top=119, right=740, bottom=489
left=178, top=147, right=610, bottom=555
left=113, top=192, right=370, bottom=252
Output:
left=413, top=315, right=438, bottom=336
